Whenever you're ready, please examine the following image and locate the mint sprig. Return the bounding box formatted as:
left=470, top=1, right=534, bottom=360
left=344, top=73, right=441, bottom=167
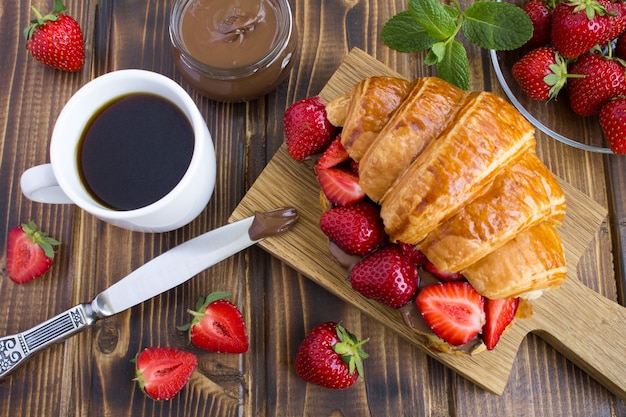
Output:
left=381, top=0, right=533, bottom=90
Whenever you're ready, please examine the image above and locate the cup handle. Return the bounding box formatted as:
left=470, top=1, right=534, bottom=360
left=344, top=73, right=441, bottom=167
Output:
left=20, top=164, right=74, bottom=204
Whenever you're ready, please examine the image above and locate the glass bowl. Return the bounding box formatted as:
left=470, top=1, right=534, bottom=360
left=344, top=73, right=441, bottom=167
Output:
left=490, top=43, right=612, bottom=153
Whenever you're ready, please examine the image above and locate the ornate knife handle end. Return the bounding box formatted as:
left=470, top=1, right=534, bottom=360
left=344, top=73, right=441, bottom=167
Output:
left=0, top=304, right=97, bottom=378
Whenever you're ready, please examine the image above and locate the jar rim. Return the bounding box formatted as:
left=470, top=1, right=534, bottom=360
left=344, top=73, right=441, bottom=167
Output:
left=169, top=0, right=294, bottom=79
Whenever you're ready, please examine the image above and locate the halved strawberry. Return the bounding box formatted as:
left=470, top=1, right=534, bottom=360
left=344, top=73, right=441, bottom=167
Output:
left=349, top=244, right=419, bottom=308
left=482, top=297, right=520, bottom=350
left=320, top=201, right=385, bottom=256
left=133, top=346, right=197, bottom=401
left=423, top=260, right=465, bottom=282
left=284, top=96, right=338, bottom=160
left=398, top=242, right=427, bottom=266
left=178, top=292, right=249, bottom=353
left=317, top=135, right=350, bottom=169
left=6, top=220, right=60, bottom=284
left=316, top=166, right=365, bottom=207
left=416, top=282, right=485, bottom=346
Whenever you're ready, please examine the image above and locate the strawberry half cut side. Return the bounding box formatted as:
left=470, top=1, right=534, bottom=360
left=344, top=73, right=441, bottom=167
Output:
left=133, top=346, right=197, bottom=401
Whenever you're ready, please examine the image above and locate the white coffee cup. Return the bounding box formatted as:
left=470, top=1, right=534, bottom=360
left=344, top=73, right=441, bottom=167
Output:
left=20, top=69, right=216, bottom=233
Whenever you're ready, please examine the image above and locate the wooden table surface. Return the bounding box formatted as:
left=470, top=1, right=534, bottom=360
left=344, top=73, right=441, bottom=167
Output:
left=1, top=0, right=625, bottom=416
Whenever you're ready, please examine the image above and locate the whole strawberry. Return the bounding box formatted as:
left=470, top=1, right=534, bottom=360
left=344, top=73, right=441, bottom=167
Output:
left=551, top=0, right=626, bottom=59
left=294, top=322, right=368, bottom=389
left=6, top=220, right=60, bottom=284
left=568, top=52, right=626, bottom=116
left=319, top=201, right=385, bottom=256
left=284, top=96, right=339, bottom=161
left=349, top=244, right=419, bottom=308
left=133, top=346, right=197, bottom=401
left=523, top=0, right=554, bottom=48
left=512, top=47, right=571, bottom=100
left=177, top=292, right=249, bottom=353
left=24, top=0, right=85, bottom=71
left=599, top=97, right=626, bottom=153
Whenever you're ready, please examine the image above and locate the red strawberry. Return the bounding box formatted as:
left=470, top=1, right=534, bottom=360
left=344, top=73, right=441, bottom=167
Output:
left=317, top=135, right=350, bottom=169
left=319, top=201, right=385, bottom=256
left=294, top=322, right=368, bottom=389
left=349, top=244, right=419, bottom=308
left=398, top=241, right=427, bottom=266
left=6, top=220, right=60, bottom=284
left=551, top=0, right=626, bottom=59
left=617, top=31, right=626, bottom=61
left=284, top=96, right=339, bottom=160
left=24, top=0, right=85, bottom=72
left=133, top=346, right=197, bottom=401
left=416, top=282, right=485, bottom=346
left=523, top=0, right=554, bottom=48
left=599, top=97, right=626, bottom=153
left=316, top=166, right=365, bottom=206
left=177, top=292, right=249, bottom=353
left=511, top=47, right=572, bottom=100
left=482, top=297, right=520, bottom=350
left=423, top=261, right=465, bottom=282
left=568, top=52, right=626, bottom=116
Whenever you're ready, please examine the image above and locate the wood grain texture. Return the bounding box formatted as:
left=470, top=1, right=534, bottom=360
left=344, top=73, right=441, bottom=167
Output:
left=0, top=0, right=624, bottom=416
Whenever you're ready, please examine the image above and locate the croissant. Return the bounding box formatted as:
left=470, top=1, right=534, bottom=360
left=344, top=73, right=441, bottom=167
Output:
left=325, top=76, right=566, bottom=300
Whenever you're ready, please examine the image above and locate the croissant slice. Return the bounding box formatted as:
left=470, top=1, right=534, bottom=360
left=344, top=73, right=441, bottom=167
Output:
left=358, top=77, right=468, bottom=202
left=462, top=222, right=566, bottom=300
left=380, top=91, right=536, bottom=244
left=419, top=151, right=566, bottom=272
left=337, top=76, right=413, bottom=161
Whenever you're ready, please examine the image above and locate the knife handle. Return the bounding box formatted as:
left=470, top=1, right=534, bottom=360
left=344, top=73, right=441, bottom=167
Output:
left=0, top=303, right=97, bottom=378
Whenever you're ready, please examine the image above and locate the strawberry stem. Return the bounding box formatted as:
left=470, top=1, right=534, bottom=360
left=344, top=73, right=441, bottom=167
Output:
left=332, top=323, right=369, bottom=378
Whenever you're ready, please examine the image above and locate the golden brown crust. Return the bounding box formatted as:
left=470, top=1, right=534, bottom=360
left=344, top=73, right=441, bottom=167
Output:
left=379, top=91, right=536, bottom=244
left=462, top=222, right=567, bottom=299
left=419, top=151, right=566, bottom=272
left=325, top=91, right=351, bottom=127
left=358, top=77, right=468, bottom=202
left=339, top=76, right=413, bottom=161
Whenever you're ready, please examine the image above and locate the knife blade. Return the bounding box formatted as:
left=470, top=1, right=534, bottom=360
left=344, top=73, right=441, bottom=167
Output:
left=0, top=207, right=298, bottom=378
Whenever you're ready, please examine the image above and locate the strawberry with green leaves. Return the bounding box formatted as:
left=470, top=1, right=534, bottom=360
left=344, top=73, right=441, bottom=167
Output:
left=512, top=47, right=574, bottom=101
left=349, top=244, right=419, bottom=308
left=133, top=346, right=197, bottom=401
left=6, top=220, right=60, bottom=284
left=568, top=52, right=626, bottom=116
left=24, top=0, right=85, bottom=72
left=178, top=292, right=249, bottom=353
left=294, top=322, right=369, bottom=389
left=284, top=96, right=338, bottom=160
left=599, top=97, right=626, bottom=154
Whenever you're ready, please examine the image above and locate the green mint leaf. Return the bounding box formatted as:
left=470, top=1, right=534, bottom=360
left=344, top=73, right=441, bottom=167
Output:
left=426, top=41, right=447, bottom=64
left=381, top=11, right=438, bottom=53
left=435, top=40, right=470, bottom=90
left=461, top=2, right=533, bottom=50
left=409, top=0, right=457, bottom=39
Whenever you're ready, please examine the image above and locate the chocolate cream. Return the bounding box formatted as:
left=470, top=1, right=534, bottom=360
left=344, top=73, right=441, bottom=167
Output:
left=248, top=207, right=298, bottom=240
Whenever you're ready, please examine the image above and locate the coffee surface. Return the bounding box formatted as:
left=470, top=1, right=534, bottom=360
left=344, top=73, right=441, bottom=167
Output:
left=78, top=94, right=195, bottom=211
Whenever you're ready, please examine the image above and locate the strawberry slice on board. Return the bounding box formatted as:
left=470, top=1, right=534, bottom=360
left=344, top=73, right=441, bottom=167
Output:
left=416, top=282, right=485, bottom=346
left=317, top=135, right=350, bottom=170
left=423, top=260, right=466, bottom=283
left=178, top=292, right=249, bottom=354
left=482, top=297, right=520, bottom=350
left=316, top=166, right=365, bottom=207
left=5, top=220, right=60, bottom=284
left=133, top=346, right=197, bottom=401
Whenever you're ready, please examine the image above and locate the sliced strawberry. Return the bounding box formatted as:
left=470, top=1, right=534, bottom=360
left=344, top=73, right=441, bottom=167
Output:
left=423, top=260, right=465, bottom=282
left=6, top=220, right=60, bottom=284
left=416, top=282, right=485, bottom=346
left=317, top=135, right=350, bottom=169
left=349, top=244, right=419, bottom=308
left=319, top=201, right=385, bottom=256
left=316, top=166, right=365, bottom=207
left=398, top=241, right=427, bottom=266
left=178, top=292, right=249, bottom=353
left=284, top=96, right=338, bottom=160
left=482, top=297, right=520, bottom=350
left=133, top=347, right=197, bottom=401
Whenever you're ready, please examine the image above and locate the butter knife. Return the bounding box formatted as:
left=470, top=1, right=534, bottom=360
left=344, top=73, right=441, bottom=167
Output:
left=0, top=207, right=298, bottom=378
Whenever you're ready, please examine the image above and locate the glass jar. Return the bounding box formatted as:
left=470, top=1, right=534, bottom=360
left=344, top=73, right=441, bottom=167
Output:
left=169, top=0, right=299, bottom=102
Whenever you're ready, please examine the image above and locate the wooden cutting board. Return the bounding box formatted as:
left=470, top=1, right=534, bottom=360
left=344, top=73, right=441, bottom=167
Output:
left=229, top=48, right=626, bottom=399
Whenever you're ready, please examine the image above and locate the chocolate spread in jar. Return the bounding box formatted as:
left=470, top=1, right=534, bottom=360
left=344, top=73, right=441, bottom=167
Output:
left=169, top=0, right=299, bottom=102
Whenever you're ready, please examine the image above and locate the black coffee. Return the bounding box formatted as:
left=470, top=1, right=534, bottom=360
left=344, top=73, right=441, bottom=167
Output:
left=78, top=93, right=195, bottom=211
